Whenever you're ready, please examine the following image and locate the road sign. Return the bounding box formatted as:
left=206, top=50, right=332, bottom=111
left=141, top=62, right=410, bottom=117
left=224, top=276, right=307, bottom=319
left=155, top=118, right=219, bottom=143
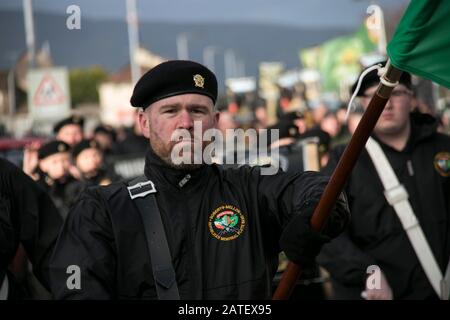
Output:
left=28, top=67, right=71, bottom=120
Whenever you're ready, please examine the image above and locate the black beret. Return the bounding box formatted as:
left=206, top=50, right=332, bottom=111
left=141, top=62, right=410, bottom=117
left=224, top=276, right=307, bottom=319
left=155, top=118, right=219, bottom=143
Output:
left=94, top=125, right=117, bottom=142
left=72, top=139, right=101, bottom=159
left=268, top=120, right=299, bottom=140
left=38, top=140, right=70, bottom=160
left=130, top=60, right=218, bottom=109
left=53, top=115, right=85, bottom=134
left=298, top=128, right=331, bottom=154
left=279, top=110, right=304, bottom=123
left=351, top=61, right=412, bottom=97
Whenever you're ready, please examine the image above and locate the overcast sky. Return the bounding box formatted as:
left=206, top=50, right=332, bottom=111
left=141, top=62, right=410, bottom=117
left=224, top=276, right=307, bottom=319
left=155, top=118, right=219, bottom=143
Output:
left=1, top=0, right=409, bottom=28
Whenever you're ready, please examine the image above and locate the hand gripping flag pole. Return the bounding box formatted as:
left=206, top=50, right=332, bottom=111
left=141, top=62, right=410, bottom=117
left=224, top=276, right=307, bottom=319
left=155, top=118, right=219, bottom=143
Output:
left=273, top=60, right=403, bottom=300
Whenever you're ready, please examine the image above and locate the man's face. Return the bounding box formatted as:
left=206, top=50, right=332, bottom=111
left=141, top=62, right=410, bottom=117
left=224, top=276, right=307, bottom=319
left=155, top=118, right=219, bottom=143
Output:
left=360, top=84, right=413, bottom=136
left=94, top=133, right=113, bottom=151
left=294, top=118, right=307, bottom=135
left=255, top=106, right=268, bottom=125
left=138, top=93, right=219, bottom=168
left=76, top=148, right=103, bottom=176
left=39, top=152, right=71, bottom=181
left=56, top=124, right=83, bottom=147
left=320, top=115, right=340, bottom=138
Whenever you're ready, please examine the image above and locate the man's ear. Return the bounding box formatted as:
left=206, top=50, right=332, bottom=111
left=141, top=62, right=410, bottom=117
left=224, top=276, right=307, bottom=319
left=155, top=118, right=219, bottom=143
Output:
left=214, top=111, right=220, bottom=127
left=138, top=109, right=151, bottom=138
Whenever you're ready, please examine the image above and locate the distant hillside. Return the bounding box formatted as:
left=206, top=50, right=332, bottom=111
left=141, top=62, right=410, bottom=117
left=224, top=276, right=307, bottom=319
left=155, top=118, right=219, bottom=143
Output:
left=0, top=10, right=352, bottom=87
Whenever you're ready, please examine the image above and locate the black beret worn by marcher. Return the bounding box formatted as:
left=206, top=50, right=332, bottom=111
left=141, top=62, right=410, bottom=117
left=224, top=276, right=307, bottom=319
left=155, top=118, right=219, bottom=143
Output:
left=130, top=60, right=218, bottom=109
left=94, top=125, right=117, bottom=142
left=72, top=139, right=101, bottom=160
left=298, top=128, right=331, bottom=155
left=351, top=61, right=412, bottom=97
left=38, top=141, right=70, bottom=160
left=266, top=110, right=304, bottom=142
left=53, top=115, right=85, bottom=134
left=280, top=110, right=304, bottom=123
left=268, top=121, right=299, bottom=140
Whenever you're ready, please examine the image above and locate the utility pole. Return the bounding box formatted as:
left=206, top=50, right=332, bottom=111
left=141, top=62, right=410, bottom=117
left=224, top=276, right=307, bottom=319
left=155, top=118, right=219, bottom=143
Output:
left=7, top=69, right=16, bottom=115
left=127, top=0, right=141, bottom=85
left=237, top=58, right=246, bottom=77
left=177, top=33, right=189, bottom=60
left=224, top=49, right=236, bottom=80
left=23, top=0, right=36, bottom=68
left=203, top=46, right=219, bottom=72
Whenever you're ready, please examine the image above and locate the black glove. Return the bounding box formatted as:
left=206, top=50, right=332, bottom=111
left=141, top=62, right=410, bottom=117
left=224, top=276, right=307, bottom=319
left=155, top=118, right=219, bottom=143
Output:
left=321, top=192, right=350, bottom=239
left=279, top=213, right=331, bottom=267
left=279, top=192, right=349, bottom=266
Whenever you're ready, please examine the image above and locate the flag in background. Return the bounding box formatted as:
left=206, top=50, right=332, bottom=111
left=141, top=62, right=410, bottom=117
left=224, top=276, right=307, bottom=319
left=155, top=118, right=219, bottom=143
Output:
left=300, top=24, right=377, bottom=92
left=387, top=0, right=450, bottom=89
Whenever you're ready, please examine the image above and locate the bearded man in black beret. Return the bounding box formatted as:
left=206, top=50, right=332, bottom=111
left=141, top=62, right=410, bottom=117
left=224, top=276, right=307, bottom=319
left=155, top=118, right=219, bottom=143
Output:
left=49, top=60, right=349, bottom=300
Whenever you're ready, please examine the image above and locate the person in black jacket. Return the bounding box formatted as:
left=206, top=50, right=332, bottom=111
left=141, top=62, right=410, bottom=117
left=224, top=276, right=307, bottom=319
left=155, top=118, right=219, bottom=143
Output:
left=318, top=63, right=450, bottom=300
left=1, top=158, right=62, bottom=299
left=49, top=60, right=349, bottom=300
left=71, top=139, right=121, bottom=187
left=33, top=140, right=79, bottom=219
left=53, top=116, right=84, bottom=148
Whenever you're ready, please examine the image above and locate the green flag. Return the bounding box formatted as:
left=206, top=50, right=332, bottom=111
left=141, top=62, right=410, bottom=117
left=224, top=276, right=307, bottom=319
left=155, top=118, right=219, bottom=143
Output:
left=387, top=0, right=450, bottom=89
left=300, top=25, right=376, bottom=92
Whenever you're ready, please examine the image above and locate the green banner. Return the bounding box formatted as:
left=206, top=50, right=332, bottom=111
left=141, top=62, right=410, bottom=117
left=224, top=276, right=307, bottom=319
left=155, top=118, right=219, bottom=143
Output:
left=387, top=0, right=450, bottom=89
left=300, top=25, right=376, bottom=92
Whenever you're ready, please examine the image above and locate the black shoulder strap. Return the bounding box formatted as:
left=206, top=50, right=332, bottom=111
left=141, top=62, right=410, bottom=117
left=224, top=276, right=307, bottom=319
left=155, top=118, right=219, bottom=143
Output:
left=127, top=176, right=180, bottom=300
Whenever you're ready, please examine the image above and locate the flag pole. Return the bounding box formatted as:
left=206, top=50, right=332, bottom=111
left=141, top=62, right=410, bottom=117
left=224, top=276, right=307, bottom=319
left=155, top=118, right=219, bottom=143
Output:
left=273, top=60, right=403, bottom=300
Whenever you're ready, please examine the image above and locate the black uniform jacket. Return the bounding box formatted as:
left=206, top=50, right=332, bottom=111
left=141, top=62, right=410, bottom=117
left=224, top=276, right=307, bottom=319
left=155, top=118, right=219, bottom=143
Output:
left=319, top=113, right=450, bottom=299
left=49, top=146, right=348, bottom=299
left=0, top=158, right=63, bottom=290
left=34, top=169, right=82, bottom=220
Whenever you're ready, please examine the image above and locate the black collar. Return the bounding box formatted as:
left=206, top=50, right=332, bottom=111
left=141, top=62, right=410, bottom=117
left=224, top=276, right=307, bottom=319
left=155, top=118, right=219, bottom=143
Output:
left=144, top=145, right=209, bottom=191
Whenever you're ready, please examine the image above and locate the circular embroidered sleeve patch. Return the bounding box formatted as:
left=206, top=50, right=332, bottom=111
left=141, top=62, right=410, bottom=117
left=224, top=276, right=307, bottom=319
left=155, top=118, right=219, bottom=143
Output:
left=208, top=205, right=246, bottom=241
left=434, top=152, right=450, bottom=177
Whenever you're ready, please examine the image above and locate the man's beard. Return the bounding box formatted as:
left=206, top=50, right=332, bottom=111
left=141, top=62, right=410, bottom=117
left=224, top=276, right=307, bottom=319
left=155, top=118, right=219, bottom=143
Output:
left=149, top=130, right=205, bottom=171
left=160, top=150, right=203, bottom=171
